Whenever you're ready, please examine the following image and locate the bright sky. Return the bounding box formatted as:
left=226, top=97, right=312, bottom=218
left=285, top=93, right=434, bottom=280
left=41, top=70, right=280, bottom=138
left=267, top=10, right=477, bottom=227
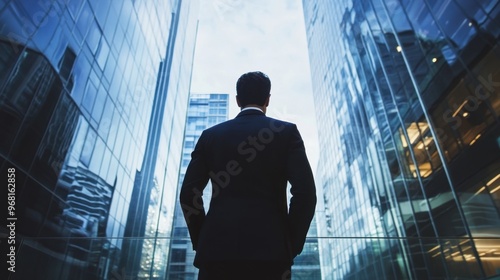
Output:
left=190, top=0, right=319, bottom=172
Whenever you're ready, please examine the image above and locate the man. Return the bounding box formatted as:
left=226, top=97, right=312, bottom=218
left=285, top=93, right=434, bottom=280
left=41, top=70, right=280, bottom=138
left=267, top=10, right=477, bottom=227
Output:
left=180, top=71, right=316, bottom=280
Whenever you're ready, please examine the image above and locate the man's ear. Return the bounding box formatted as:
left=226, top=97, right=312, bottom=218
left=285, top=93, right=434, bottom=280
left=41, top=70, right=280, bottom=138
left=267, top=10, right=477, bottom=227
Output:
left=264, top=95, right=270, bottom=107
left=236, top=95, right=241, bottom=107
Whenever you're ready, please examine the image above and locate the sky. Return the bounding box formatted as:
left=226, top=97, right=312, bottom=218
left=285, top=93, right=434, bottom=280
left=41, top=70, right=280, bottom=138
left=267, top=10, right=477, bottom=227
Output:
left=190, top=0, right=319, bottom=171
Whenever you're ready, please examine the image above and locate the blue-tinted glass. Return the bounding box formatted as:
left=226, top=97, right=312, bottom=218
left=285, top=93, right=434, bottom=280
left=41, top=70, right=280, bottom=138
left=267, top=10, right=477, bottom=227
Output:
left=70, top=50, right=91, bottom=103
left=32, top=9, right=60, bottom=52
left=106, top=108, right=120, bottom=148
left=114, top=119, right=126, bottom=158
left=67, top=0, right=84, bottom=20
left=106, top=154, right=119, bottom=185
left=85, top=19, right=101, bottom=54
left=75, top=2, right=93, bottom=42
left=96, top=38, right=109, bottom=69
left=89, top=135, right=105, bottom=174
left=92, top=86, right=107, bottom=122
left=90, top=0, right=110, bottom=28
left=82, top=79, right=97, bottom=113
left=80, top=128, right=96, bottom=167
left=2, top=1, right=200, bottom=279
left=31, top=93, right=80, bottom=187
left=103, top=1, right=120, bottom=41
left=303, top=0, right=500, bottom=279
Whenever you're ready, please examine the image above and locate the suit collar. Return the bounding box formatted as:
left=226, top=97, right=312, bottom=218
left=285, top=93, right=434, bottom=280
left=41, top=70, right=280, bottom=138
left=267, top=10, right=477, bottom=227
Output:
left=241, top=106, right=264, bottom=113
left=236, top=109, right=265, bottom=118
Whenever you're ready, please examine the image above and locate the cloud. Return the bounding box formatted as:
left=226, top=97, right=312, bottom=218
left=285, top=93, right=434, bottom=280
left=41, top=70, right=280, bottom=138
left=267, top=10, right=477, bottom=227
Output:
left=191, top=0, right=319, bottom=170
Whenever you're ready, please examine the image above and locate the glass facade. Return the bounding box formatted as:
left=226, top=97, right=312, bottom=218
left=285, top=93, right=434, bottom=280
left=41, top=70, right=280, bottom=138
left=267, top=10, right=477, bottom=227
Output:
left=303, top=0, right=500, bottom=279
left=166, top=93, right=229, bottom=279
left=293, top=216, right=322, bottom=279
left=0, top=0, right=199, bottom=279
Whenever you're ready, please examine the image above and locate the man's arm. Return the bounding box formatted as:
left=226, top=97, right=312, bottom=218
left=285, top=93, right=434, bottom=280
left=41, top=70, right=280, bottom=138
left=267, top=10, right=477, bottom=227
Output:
left=286, top=124, right=317, bottom=257
left=180, top=133, right=210, bottom=250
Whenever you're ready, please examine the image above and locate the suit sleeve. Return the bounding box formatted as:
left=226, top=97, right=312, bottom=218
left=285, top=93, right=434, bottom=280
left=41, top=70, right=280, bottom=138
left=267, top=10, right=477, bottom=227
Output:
left=179, top=132, right=210, bottom=250
left=286, top=124, right=317, bottom=257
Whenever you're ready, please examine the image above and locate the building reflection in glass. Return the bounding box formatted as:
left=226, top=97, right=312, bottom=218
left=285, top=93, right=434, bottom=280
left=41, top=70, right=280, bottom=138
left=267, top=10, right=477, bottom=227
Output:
left=303, top=0, right=500, bottom=279
left=0, top=0, right=199, bottom=279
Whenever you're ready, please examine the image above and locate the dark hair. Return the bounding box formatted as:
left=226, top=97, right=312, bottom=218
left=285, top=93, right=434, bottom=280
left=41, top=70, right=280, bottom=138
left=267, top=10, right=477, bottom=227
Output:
left=236, top=71, right=271, bottom=107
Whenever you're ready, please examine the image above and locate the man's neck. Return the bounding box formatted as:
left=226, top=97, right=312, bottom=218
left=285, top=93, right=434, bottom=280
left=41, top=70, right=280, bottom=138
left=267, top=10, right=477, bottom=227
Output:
left=241, top=106, right=263, bottom=112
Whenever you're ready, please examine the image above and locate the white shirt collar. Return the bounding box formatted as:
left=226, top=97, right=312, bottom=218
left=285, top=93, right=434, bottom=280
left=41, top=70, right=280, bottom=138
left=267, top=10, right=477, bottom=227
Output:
left=241, top=106, right=264, bottom=113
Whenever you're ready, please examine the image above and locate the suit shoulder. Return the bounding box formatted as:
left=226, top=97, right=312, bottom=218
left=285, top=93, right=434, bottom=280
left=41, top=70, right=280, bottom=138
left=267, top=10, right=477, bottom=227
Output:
left=201, top=119, right=235, bottom=134
left=265, top=116, right=297, bottom=130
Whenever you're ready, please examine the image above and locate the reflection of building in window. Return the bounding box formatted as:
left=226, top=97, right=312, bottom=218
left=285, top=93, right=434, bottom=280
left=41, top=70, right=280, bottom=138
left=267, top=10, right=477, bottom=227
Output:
left=430, top=46, right=499, bottom=163
left=304, top=0, right=500, bottom=279
left=55, top=166, right=114, bottom=262
left=138, top=177, right=170, bottom=279
left=428, top=172, right=500, bottom=275
left=399, top=122, right=440, bottom=178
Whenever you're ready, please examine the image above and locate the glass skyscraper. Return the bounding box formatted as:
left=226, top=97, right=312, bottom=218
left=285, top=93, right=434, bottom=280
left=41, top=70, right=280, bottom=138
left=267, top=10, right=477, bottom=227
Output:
left=0, top=1, right=199, bottom=279
left=166, top=92, right=229, bottom=279
left=303, top=0, right=500, bottom=279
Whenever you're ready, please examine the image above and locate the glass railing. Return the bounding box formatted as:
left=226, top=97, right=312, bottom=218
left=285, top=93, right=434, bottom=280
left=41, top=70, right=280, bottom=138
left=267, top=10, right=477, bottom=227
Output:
left=5, top=236, right=500, bottom=280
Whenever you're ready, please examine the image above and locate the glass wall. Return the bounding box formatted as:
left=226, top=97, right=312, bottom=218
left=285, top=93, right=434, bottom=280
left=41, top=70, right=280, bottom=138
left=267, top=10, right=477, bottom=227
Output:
left=0, top=0, right=199, bottom=279
left=303, top=0, right=500, bottom=279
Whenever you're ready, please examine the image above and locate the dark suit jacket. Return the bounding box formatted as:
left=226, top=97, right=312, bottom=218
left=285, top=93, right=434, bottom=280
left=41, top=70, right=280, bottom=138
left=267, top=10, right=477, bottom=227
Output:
left=180, top=109, right=316, bottom=267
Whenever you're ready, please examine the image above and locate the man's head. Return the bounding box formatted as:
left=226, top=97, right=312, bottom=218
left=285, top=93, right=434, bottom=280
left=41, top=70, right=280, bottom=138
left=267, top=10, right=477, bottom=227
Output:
left=236, top=71, right=271, bottom=109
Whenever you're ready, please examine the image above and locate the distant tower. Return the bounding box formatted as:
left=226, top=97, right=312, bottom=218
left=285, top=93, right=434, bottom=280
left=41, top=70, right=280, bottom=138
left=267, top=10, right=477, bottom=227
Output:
left=166, top=93, right=229, bottom=280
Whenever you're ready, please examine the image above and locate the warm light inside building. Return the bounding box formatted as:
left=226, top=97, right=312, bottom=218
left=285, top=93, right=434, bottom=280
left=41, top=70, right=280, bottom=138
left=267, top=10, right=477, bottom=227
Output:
left=488, top=173, right=500, bottom=193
